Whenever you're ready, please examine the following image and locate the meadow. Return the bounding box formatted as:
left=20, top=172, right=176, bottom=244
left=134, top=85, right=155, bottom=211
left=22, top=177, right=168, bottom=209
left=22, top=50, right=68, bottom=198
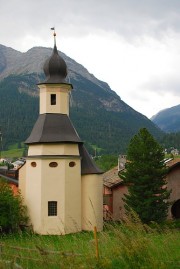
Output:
left=1, top=143, right=26, bottom=159
left=0, top=219, right=179, bottom=269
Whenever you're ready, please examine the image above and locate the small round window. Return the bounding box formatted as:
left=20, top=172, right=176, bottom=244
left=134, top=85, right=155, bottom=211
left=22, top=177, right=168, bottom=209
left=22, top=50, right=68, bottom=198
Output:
left=31, top=162, right=37, bottom=167
left=69, top=161, right=76, bottom=167
left=49, top=162, right=58, bottom=168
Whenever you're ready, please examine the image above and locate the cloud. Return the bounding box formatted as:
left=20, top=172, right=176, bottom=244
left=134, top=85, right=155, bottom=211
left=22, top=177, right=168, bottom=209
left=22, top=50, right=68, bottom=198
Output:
left=1, top=0, right=180, bottom=43
left=141, top=76, right=180, bottom=96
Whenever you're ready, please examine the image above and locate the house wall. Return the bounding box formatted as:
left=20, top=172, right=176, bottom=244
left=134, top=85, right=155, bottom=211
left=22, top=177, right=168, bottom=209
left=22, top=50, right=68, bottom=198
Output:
left=103, top=186, right=113, bottom=219
left=166, top=166, right=180, bottom=218
left=113, top=185, right=128, bottom=220
left=103, top=184, right=128, bottom=221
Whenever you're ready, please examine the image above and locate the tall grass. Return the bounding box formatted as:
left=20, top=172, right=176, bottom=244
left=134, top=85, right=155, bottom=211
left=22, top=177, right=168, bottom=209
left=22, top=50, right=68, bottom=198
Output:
left=0, top=217, right=179, bottom=269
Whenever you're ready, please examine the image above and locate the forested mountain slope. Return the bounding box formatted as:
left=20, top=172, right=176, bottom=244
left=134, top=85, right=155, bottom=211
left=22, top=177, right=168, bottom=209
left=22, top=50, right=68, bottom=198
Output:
left=151, top=104, right=180, bottom=133
left=0, top=45, right=163, bottom=154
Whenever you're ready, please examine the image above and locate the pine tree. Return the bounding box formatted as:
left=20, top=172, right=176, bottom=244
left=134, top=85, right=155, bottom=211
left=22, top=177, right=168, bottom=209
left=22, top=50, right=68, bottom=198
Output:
left=121, top=128, right=171, bottom=223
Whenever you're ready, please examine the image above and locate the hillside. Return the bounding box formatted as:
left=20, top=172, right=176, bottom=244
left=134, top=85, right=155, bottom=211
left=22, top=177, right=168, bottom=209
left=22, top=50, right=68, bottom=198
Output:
left=0, top=44, right=163, bottom=155
left=151, top=104, right=180, bottom=133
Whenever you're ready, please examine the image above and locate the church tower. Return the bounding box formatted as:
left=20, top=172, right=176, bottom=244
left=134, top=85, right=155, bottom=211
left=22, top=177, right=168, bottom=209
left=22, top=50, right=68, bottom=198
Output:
left=19, top=31, right=103, bottom=235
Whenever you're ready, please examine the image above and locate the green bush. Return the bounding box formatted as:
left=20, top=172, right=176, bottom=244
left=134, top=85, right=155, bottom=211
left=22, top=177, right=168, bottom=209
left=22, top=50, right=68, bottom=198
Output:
left=0, top=181, right=29, bottom=233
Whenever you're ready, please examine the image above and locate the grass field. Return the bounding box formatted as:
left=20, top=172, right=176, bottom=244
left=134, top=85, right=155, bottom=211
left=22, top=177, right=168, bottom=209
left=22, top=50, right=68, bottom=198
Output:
left=1, top=148, right=24, bottom=158
left=1, top=143, right=27, bottom=159
left=0, top=219, right=179, bottom=269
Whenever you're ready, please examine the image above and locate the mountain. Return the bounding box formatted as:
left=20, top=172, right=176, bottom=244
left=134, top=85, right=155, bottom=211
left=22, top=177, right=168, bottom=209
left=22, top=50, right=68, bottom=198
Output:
left=151, top=104, right=180, bottom=133
left=0, top=44, right=164, bottom=155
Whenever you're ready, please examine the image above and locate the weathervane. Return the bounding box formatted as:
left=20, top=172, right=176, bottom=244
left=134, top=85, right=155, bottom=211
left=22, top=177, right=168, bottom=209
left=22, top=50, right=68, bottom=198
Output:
left=51, top=27, right=56, bottom=47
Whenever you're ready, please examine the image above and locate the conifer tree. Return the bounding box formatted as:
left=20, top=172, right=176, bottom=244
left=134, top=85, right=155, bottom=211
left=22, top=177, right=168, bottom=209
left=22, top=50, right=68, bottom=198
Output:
left=121, top=128, right=171, bottom=223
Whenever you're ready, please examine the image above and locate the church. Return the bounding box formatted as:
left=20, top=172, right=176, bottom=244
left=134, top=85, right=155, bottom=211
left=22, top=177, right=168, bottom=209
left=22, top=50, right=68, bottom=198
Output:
left=19, top=32, right=103, bottom=235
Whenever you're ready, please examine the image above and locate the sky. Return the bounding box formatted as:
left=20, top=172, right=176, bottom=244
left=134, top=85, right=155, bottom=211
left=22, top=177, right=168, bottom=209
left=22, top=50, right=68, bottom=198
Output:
left=1, top=0, right=180, bottom=118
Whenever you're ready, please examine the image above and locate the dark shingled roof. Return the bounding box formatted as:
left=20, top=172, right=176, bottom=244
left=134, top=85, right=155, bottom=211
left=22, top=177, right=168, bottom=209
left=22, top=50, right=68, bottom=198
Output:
left=25, top=115, right=102, bottom=174
left=103, top=166, right=123, bottom=188
left=25, top=113, right=82, bottom=144
left=79, top=144, right=103, bottom=175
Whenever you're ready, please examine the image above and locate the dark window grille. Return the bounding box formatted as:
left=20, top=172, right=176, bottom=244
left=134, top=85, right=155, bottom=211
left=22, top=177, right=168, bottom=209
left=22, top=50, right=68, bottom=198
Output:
left=48, top=201, right=57, bottom=216
left=51, top=94, right=56, bottom=105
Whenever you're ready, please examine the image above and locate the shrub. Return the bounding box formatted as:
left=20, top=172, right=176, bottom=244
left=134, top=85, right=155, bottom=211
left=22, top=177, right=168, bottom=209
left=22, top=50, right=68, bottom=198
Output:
left=0, top=181, right=28, bottom=233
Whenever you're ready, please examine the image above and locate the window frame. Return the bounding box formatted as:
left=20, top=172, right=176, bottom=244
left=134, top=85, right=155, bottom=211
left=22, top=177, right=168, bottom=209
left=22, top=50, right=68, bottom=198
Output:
left=51, top=94, right=56, bottom=105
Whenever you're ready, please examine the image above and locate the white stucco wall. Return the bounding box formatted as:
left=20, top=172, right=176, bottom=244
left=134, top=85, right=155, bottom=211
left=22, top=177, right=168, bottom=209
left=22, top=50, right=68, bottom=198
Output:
left=19, top=163, right=26, bottom=198
left=39, top=84, right=71, bottom=115
left=81, top=174, right=103, bottom=231
left=28, top=144, right=79, bottom=156
left=24, top=142, right=82, bottom=235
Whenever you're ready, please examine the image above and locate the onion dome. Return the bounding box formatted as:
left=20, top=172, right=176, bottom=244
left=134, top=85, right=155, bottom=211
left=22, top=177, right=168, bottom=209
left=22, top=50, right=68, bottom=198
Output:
left=43, top=44, right=67, bottom=83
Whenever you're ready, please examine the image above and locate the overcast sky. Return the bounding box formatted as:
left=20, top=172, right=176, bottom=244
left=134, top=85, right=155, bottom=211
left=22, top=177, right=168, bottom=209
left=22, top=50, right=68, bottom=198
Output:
left=1, top=0, right=180, bottom=118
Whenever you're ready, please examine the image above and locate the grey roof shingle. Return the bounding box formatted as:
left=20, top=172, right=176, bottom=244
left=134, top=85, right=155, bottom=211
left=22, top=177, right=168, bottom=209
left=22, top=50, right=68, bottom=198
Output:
left=25, top=113, right=82, bottom=144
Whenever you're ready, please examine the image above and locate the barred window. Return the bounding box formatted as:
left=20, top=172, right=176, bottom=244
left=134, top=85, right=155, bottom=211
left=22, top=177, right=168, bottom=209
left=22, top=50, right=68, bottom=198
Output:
left=48, top=201, right=57, bottom=216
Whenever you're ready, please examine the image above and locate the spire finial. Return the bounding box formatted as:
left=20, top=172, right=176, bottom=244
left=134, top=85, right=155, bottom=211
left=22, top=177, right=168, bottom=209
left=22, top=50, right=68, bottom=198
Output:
left=51, top=27, right=56, bottom=47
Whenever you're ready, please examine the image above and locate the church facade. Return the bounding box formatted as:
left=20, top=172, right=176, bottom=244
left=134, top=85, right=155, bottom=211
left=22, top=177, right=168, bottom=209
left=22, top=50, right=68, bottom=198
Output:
left=19, top=35, right=103, bottom=235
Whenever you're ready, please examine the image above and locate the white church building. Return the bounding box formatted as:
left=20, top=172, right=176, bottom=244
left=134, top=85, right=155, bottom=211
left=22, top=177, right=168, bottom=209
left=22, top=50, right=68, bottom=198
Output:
left=19, top=33, right=103, bottom=235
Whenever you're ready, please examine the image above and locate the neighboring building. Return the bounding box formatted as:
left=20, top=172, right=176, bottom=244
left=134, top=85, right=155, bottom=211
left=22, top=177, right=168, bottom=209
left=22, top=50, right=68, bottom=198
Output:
left=166, top=158, right=180, bottom=219
left=0, top=170, right=19, bottom=194
left=0, top=158, right=25, bottom=195
left=103, top=155, right=128, bottom=220
left=103, top=166, right=128, bottom=220
left=171, top=148, right=179, bottom=156
left=103, top=157, right=180, bottom=220
left=12, top=160, right=25, bottom=169
left=19, top=33, right=103, bottom=235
